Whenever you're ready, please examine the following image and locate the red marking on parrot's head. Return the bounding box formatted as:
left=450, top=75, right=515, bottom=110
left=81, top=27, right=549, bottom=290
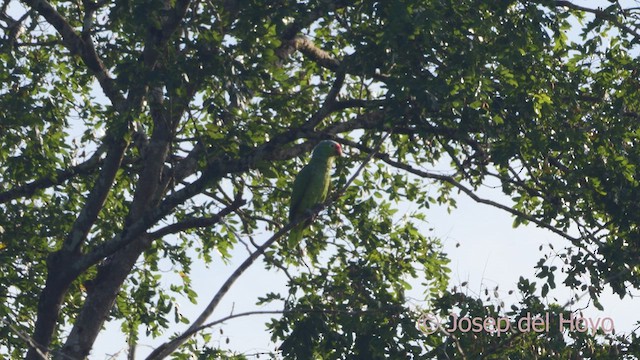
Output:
left=334, top=142, right=343, bottom=157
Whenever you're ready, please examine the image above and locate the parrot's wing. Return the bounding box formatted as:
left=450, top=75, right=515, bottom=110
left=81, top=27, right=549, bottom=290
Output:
left=323, top=171, right=333, bottom=202
left=289, top=165, right=312, bottom=222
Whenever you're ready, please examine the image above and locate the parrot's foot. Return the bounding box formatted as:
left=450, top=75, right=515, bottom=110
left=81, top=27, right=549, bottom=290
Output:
left=304, top=208, right=317, bottom=221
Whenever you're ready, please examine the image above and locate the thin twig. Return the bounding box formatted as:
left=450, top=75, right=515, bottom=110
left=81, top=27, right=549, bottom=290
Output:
left=147, top=195, right=246, bottom=240
left=179, top=305, right=398, bottom=341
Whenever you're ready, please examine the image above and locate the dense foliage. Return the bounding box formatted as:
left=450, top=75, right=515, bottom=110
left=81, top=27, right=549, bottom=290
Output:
left=1, top=0, right=640, bottom=358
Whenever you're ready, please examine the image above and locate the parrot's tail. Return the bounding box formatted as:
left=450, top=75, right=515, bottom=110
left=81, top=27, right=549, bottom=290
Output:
left=287, top=225, right=304, bottom=248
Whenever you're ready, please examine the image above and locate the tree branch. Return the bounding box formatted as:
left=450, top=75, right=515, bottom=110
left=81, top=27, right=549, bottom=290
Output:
left=148, top=195, right=246, bottom=240
left=150, top=306, right=393, bottom=359
left=21, top=0, right=125, bottom=109
left=54, top=3, right=196, bottom=356
left=2, top=317, right=48, bottom=360
left=278, top=35, right=340, bottom=71
left=338, top=137, right=582, bottom=244
left=554, top=0, right=640, bottom=40
left=337, top=136, right=613, bottom=280
left=145, top=132, right=391, bottom=360
left=0, top=145, right=106, bottom=203
left=27, top=135, right=129, bottom=360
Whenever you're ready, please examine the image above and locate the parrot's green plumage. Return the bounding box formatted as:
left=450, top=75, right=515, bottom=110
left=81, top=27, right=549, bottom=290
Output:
left=288, top=140, right=342, bottom=245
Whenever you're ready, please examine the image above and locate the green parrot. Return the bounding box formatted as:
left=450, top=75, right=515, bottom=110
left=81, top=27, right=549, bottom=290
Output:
left=288, top=140, right=343, bottom=245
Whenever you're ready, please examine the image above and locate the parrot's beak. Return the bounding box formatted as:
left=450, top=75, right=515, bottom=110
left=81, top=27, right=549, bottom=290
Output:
left=336, top=143, right=343, bottom=157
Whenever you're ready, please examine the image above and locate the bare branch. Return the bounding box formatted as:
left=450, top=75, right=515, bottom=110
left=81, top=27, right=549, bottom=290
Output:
left=144, top=219, right=308, bottom=360
left=152, top=305, right=396, bottom=357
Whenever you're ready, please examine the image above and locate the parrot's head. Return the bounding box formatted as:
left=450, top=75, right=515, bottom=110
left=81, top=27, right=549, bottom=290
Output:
left=313, top=140, right=342, bottom=159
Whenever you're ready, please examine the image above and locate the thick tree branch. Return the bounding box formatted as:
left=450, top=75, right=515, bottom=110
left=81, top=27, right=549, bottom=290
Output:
left=120, top=0, right=193, bottom=220
left=26, top=0, right=196, bottom=357
left=63, top=140, right=129, bottom=254
left=127, top=91, right=173, bottom=221
left=21, top=7, right=134, bottom=351
left=25, top=2, right=136, bottom=350
left=55, top=1, right=197, bottom=356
